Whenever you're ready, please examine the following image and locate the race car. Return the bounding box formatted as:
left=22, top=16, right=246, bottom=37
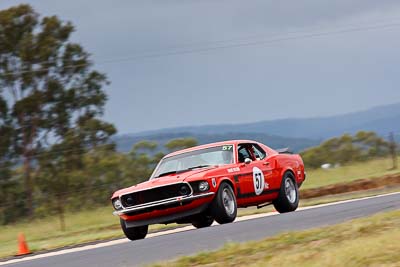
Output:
left=111, top=140, right=306, bottom=240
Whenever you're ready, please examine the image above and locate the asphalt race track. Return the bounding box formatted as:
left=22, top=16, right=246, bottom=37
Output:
left=3, top=192, right=400, bottom=267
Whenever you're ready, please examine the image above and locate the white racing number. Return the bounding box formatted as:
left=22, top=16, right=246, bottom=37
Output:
left=253, top=167, right=265, bottom=195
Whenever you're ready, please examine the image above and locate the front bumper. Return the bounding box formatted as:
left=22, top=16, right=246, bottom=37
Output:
left=113, top=192, right=215, bottom=216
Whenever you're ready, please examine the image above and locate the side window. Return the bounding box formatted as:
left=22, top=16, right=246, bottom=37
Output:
left=238, top=145, right=251, bottom=163
left=252, top=144, right=266, bottom=160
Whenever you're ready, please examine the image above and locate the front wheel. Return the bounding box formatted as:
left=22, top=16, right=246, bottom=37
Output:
left=273, top=172, right=299, bottom=213
left=120, top=219, right=148, bottom=241
left=210, top=182, right=237, bottom=224
left=192, top=213, right=214, bottom=228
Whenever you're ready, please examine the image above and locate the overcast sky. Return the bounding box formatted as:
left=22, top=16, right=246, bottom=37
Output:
left=1, top=0, right=400, bottom=134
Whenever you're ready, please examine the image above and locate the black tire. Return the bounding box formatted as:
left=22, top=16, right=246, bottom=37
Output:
left=191, top=213, right=214, bottom=228
left=210, top=182, right=237, bottom=224
left=273, top=172, right=299, bottom=213
left=120, top=218, right=148, bottom=241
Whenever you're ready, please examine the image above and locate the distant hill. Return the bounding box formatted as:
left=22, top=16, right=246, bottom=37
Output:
left=113, top=103, right=400, bottom=153
left=113, top=132, right=319, bottom=153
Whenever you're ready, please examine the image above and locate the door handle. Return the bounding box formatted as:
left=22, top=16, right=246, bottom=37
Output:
left=263, top=162, right=270, bottom=166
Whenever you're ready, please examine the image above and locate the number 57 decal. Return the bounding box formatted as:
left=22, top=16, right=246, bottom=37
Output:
left=253, top=167, right=265, bottom=195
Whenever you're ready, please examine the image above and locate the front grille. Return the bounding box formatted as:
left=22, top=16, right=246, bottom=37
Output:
left=120, top=183, right=192, bottom=208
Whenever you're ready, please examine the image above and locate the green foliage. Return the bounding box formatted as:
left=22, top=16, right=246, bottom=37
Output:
left=33, top=146, right=156, bottom=218
left=301, top=131, right=390, bottom=169
left=0, top=94, right=19, bottom=224
left=164, top=137, right=198, bottom=152
left=132, top=140, right=158, bottom=152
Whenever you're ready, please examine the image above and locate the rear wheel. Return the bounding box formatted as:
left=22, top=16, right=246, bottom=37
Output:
left=210, top=182, right=237, bottom=224
left=120, top=219, right=148, bottom=240
left=273, top=172, right=299, bottom=213
left=191, top=213, right=214, bottom=228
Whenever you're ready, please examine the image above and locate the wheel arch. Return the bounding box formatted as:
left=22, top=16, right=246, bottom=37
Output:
left=281, top=168, right=296, bottom=181
left=216, top=177, right=236, bottom=194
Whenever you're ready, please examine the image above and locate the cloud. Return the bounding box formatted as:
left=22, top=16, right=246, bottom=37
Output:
left=1, top=0, right=400, bottom=133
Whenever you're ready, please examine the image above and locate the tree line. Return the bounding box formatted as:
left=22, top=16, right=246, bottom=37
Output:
left=300, top=131, right=393, bottom=169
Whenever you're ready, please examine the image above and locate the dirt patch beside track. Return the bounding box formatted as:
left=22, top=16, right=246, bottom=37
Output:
left=301, top=174, right=400, bottom=199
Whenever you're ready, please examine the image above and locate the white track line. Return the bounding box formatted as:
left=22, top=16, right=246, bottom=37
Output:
left=1, top=191, right=399, bottom=266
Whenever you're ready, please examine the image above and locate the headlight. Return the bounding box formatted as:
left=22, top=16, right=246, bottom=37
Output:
left=198, top=181, right=209, bottom=192
left=112, top=199, right=122, bottom=210
left=179, top=184, right=190, bottom=196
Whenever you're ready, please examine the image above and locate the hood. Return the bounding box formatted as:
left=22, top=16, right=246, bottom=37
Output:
left=111, top=166, right=217, bottom=198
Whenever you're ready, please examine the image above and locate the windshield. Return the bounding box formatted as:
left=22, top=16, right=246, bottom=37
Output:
left=151, top=145, right=234, bottom=179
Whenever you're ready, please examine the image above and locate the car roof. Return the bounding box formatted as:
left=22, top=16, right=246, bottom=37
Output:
left=164, top=139, right=259, bottom=158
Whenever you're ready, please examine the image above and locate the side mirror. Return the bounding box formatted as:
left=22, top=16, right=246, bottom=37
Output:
left=244, top=158, right=252, bottom=164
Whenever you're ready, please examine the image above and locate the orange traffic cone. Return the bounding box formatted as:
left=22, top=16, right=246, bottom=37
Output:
left=16, top=233, right=31, bottom=256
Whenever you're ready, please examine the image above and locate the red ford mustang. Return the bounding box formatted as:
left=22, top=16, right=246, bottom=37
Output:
left=111, top=140, right=306, bottom=240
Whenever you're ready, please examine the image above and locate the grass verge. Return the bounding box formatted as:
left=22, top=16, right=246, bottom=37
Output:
left=151, top=210, right=400, bottom=267
left=302, top=156, right=399, bottom=189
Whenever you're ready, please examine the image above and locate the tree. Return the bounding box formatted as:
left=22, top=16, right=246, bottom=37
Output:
left=132, top=140, right=158, bottom=152
left=0, top=95, right=17, bottom=224
left=0, top=95, right=12, bottom=167
left=301, top=131, right=390, bottom=169
left=165, top=138, right=198, bottom=152
left=37, top=132, right=114, bottom=231
left=0, top=4, right=116, bottom=217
